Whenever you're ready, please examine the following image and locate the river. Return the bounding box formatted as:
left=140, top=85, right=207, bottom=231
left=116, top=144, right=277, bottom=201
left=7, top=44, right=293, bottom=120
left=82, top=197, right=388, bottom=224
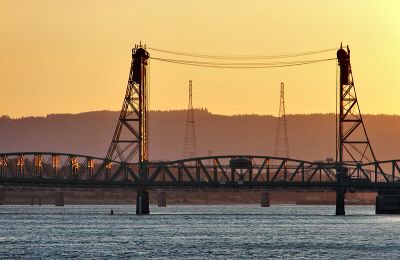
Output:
left=0, top=205, right=399, bottom=259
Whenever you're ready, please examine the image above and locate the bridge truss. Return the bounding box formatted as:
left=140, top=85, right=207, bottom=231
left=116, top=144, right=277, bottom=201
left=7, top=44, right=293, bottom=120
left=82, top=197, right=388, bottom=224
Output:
left=1, top=153, right=400, bottom=191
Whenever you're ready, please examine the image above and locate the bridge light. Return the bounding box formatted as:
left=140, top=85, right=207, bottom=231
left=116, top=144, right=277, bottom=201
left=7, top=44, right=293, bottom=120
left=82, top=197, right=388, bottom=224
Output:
left=87, top=159, right=94, bottom=168
left=71, top=158, right=79, bottom=169
left=0, top=158, right=7, bottom=166
left=35, top=155, right=42, bottom=167
left=17, top=156, right=24, bottom=166
left=52, top=155, right=60, bottom=167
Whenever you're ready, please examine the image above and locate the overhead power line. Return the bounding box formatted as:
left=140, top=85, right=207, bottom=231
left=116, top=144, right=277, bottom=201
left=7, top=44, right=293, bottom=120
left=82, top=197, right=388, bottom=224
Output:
left=148, top=47, right=336, bottom=60
left=150, top=56, right=336, bottom=69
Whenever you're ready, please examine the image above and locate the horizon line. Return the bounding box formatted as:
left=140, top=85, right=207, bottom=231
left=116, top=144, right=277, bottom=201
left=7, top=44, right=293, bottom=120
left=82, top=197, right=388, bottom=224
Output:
left=2, top=109, right=400, bottom=120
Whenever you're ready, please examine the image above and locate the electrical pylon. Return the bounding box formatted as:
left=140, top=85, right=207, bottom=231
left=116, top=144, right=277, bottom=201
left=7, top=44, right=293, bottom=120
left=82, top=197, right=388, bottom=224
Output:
left=106, top=45, right=149, bottom=164
left=183, top=80, right=197, bottom=159
left=274, top=82, right=289, bottom=159
left=337, top=45, right=376, bottom=165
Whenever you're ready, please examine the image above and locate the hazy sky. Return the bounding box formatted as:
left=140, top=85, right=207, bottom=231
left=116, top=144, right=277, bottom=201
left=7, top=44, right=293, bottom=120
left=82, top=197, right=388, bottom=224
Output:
left=1, top=0, right=399, bottom=117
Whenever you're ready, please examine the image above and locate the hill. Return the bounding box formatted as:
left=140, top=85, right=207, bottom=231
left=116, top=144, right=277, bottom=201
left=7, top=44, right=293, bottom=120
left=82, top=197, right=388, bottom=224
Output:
left=1, top=110, right=399, bottom=162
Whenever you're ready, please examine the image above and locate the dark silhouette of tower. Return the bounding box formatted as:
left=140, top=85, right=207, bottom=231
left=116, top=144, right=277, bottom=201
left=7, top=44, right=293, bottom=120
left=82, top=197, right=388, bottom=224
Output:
left=183, top=80, right=197, bottom=159
left=337, top=45, right=376, bottom=165
left=106, top=44, right=150, bottom=215
left=106, top=45, right=149, bottom=164
left=274, top=82, right=289, bottom=159
left=335, top=44, right=378, bottom=216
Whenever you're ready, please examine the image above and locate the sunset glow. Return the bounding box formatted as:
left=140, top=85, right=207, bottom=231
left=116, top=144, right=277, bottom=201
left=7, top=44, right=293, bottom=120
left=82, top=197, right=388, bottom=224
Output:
left=1, top=0, right=399, bottom=117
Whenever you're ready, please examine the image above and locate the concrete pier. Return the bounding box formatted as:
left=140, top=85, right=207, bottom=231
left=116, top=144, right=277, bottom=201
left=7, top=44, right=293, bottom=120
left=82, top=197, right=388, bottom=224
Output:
left=0, top=192, right=4, bottom=205
left=54, top=192, right=65, bottom=206
left=336, top=167, right=346, bottom=215
left=261, top=191, right=270, bottom=207
left=136, top=188, right=150, bottom=215
left=376, top=191, right=400, bottom=214
left=157, top=190, right=166, bottom=207
left=336, top=188, right=345, bottom=215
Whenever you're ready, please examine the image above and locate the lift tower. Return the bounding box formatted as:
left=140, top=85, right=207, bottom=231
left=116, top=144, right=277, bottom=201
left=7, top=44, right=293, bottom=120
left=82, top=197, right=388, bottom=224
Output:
left=106, top=45, right=150, bottom=214
left=337, top=45, right=376, bottom=165
left=336, top=44, right=377, bottom=215
left=183, top=80, right=197, bottom=159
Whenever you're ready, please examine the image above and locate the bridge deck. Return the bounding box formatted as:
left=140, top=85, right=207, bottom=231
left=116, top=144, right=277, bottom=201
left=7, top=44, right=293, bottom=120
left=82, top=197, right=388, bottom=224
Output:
left=1, top=153, right=400, bottom=191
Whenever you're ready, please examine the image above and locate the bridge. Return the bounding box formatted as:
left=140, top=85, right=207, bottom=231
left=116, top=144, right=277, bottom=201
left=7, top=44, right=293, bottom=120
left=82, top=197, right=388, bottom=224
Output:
left=1, top=44, right=400, bottom=215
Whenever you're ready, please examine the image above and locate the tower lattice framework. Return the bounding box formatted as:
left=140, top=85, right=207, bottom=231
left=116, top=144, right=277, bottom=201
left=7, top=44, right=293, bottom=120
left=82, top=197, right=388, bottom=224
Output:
left=183, top=80, right=197, bottom=159
left=274, top=82, right=289, bottom=159
left=337, top=45, right=376, bottom=165
left=106, top=45, right=149, bottom=164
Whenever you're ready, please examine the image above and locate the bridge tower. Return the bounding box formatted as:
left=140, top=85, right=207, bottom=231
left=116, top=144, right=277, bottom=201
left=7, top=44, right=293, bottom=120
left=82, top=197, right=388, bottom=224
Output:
left=106, top=44, right=150, bottom=215
left=274, top=82, right=289, bottom=159
left=336, top=44, right=377, bottom=215
left=337, top=45, right=376, bottom=167
left=183, top=80, right=197, bottom=159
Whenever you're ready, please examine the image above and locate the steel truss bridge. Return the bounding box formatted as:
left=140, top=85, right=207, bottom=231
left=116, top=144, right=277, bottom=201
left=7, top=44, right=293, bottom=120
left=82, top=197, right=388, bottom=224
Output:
left=2, top=153, right=400, bottom=190
left=1, top=44, right=400, bottom=215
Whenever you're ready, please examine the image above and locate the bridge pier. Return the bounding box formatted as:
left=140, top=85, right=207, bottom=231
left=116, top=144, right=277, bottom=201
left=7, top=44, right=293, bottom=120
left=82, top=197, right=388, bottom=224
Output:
left=261, top=191, right=270, bottom=207
left=157, top=190, right=166, bottom=207
left=335, top=166, right=346, bottom=215
left=376, top=191, right=400, bottom=214
left=0, top=191, right=5, bottom=205
left=335, top=188, right=345, bottom=215
left=54, top=192, right=65, bottom=206
left=136, top=187, right=150, bottom=215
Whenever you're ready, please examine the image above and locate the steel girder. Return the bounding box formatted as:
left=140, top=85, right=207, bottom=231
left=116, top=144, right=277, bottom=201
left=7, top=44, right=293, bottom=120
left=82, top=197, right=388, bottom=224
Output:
left=2, top=153, right=400, bottom=190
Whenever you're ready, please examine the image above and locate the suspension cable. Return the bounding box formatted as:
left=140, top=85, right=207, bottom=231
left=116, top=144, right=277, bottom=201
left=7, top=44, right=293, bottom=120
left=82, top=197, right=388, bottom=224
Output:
left=151, top=56, right=337, bottom=69
left=148, top=47, right=336, bottom=60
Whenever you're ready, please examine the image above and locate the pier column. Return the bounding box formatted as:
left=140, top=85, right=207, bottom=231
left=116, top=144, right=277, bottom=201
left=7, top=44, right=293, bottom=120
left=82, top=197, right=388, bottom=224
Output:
left=136, top=187, right=150, bottom=215
left=376, top=191, right=400, bottom=214
left=0, top=191, right=5, bottom=205
left=336, top=187, right=345, bottom=215
left=54, top=192, right=65, bottom=206
left=261, top=191, right=270, bottom=207
left=157, top=190, right=166, bottom=207
left=335, top=166, right=346, bottom=215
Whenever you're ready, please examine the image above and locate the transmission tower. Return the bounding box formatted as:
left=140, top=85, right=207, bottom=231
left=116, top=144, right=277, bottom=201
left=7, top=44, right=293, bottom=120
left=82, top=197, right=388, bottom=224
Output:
left=106, top=45, right=149, bottom=164
left=274, top=82, right=289, bottom=159
left=183, top=80, right=197, bottom=159
left=337, top=45, right=376, bottom=165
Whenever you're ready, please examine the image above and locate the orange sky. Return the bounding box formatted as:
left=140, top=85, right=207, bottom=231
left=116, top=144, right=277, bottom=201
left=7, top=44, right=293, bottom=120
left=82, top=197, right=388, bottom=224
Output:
left=1, top=0, right=399, bottom=117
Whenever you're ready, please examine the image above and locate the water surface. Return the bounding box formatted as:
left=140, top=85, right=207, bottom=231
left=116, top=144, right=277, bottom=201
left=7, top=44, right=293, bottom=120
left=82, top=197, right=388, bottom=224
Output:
left=0, top=205, right=399, bottom=259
